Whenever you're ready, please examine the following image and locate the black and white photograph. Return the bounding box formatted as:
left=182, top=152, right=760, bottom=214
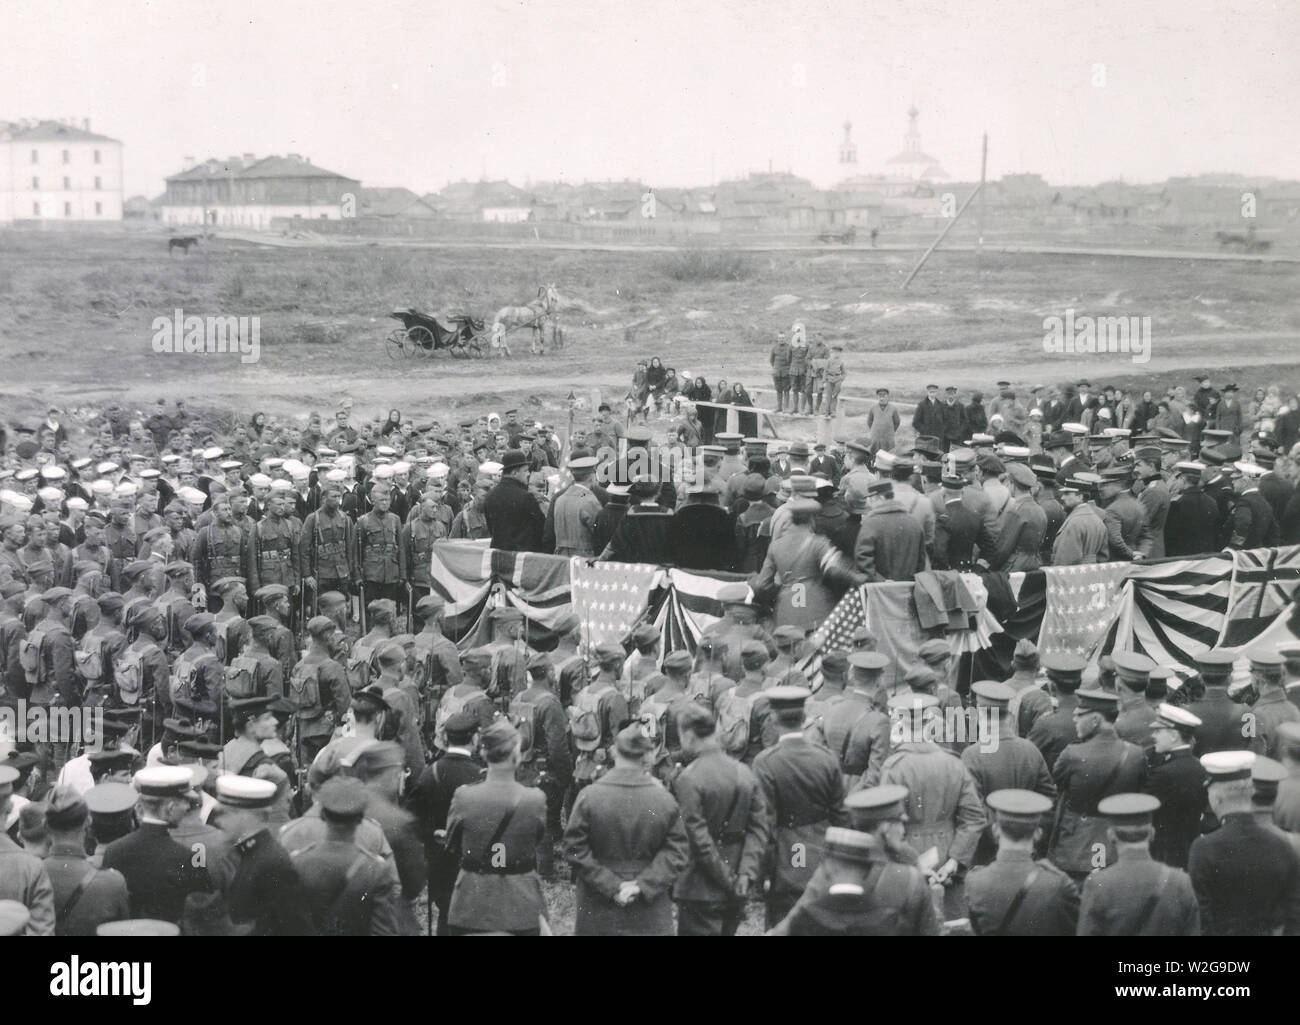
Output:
left=0, top=0, right=1298, bottom=987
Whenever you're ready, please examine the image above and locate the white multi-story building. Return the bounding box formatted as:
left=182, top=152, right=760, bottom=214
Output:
left=159, top=153, right=360, bottom=229
left=0, top=119, right=124, bottom=223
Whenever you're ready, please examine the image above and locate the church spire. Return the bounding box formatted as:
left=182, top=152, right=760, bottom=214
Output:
left=839, top=119, right=857, bottom=166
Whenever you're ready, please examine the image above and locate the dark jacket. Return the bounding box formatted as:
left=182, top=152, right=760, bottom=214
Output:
left=1189, top=813, right=1300, bottom=935
left=484, top=476, right=545, bottom=552
left=967, top=848, right=1079, bottom=936
left=754, top=736, right=848, bottom=899
left=215, top=827, right=315, bottom=936
left=670, top=748, right=770, bottom=903
left=668, top=504, right=738, bottom=571
left=101, top=821, right=211, bottom=924
left=1144, top=746, right=1207, bottom=868
left=564, top=766, right=690, bottom=935
left=854, top=502, right=927, bottom=582
left=1164, top=486, right=1221, bottom=557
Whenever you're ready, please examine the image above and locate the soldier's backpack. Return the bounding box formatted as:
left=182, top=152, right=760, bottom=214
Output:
left=18, top=626, right=50, bottom=686
left=172, top=647, right=219, bottom=705
left=288, top=659, right=324, bottom=721
left=112, top=644, right=150, bottom=706
left=73, top=632, right=107, bottom=686
left=433, top=687, right=492, bottom=751
left=346, top=640, right=378, bottom=693
left=716, top=687, right=759, bottom=758
left=638, top=692, right=679, bottom=762
left=224, top=653, right=262, bottom=700
left=213, top=617, right=238, bottom=664
left=569, top=684, right=614, bottom=751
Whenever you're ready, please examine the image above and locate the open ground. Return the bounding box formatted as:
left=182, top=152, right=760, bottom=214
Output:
left=2, top=230, right=1299, bottom=435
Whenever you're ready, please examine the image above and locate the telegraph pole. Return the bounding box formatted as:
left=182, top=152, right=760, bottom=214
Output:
left=977, top=132, right=988, bottom=275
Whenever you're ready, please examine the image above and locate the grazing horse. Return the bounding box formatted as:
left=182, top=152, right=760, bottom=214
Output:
left=169, top=236, right=200, bottom=255
left=494, top=284, right=558, bottom=353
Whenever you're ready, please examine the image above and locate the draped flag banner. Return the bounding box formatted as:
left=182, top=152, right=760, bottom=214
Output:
left=431, top=542, right=1300, bottom=682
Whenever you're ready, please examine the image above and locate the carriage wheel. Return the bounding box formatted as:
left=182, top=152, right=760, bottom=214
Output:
left=385, top=327, right=409, bottom=360
left=465, top=335, right=485, bottom=358
left=449, top=341, right=468, bottom=359
left=408, top=326, right=434, bottom=358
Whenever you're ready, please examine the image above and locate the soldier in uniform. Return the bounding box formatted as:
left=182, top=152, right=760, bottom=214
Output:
left=1190, top=751, right=1300, bottom=934
left=875, top=692, right=986, bottom=916
left=442, top=720, right=549, bottom=934
left=770, top=786, right=940, bottom=936
left=1051, top=475, right=1109, bottom=565
left=209, top=773, right=312, bottom=935
left=291, top=616, right=353, bottom=766
left=670, top=701, right=769, bottom=936
left=406, top=711, right=485, bottom=934
left=40, top=784, right=131, bottom=935
left=101, top=766, right=210, bottom=924
left=1144, top=704, right=1207, bottom=868
left=966, top=789, right=1078, bottom=935
left=699, top=584, right=776, bottom=683
left=564, top=724, right=690, bottom=936
left=401, top=490, right=448, bottom=617
left=1227, top=461, right=1280, bottom=549
left=1245, top=650, right=1300, bottom=758
left=1165, top=462, right=1221, bottom=557
left=822, top=651, right=891, bottom=789
left=251, top=490, right=301, bottom=616
left=253, top=584, right=297, bottom=683
left=1185, top=649, right=1251, bottom=755
left=1113, top=651, right=1159, bottom=747
left=291, top=776, right=409, bottom=935
left=1048, top=688, right=1147, bottom=883
left=1026, top=653, right=1086, bottom=772
left=356, top=483, right=405, bottom=608
left=0, top=763, right=55, bottom=934
left=549, top=455, right=602, bottom=557
left=961, top=681, right=1055, bottom=864
left=513, top=652, right=572, bottom=879
left=752, top=686, right=847, bottom=927
left=28, top=587, right=79, bottom=775
left=1078, top=793, right=1200, bottom=935
left=299, top=481, right=355, bottom=616
left=210, top=576, right=251, bottom=666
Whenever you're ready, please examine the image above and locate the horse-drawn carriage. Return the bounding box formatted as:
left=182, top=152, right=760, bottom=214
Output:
left=385, top=308, right=487, bottom=359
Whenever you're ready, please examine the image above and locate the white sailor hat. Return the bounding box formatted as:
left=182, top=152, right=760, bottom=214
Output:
left=287, top=464, right=311, bottom=482
left=265, top=457, right=285, bottom=470
left=429, top=463, right=450, bottom=478
left=40, top=465, right=66, bottom=480
left=96, top=461, right=120, bottom=475
left=201, top=446, right=224, bottom=461
left=215, top=773, right=278, bottom=808
left=874, top=451, right=897, bottom=471
left=1151, top=703, right=1201, bottom=732
left=1200, top=750, right=1255, bottom=782
left=133, top=765, right=194, bottom=797
left=1173, top=461, right=1205, bottom=475
left=160, top=454, right=181, bottom=465
left=248, top=473, right=272, bottom=488
left=3, top=493, right=33, bottom=513
left=1103, top=427, right=1131, bottom=439
left=391, top=461, right=411, bottom=475
left=70, top=457, right=92, bottom=470
left=480, top=461, right=503, bottom=475
left=371, top=464, right=394, bottom=479
left=66, top=497, right=88, bottom=511
left=37, top=486, right=63, bottom=503
left=90, top=479, right=114, bottom=496
left=14, top=468, right=39, bottom=482
left=176, top=486, right=207, bottom=505
left=324, top=469, right=347, bottom=483
left=219, top=460, right=243, bottom=471
left=114, top=482, right=138, bottom=498
left=1062, top=422, right=1088, bottom=435
left=138, top=468, right=161, bottom=480
left=376, top=445, right=397, bottom=457
left=1234, top=461, right=1266, bottom=478
left=268, top=478, right=295, bottom=492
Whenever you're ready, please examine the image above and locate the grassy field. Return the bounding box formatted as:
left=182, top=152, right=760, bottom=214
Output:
left=2, top=229, right=1299, bottom=433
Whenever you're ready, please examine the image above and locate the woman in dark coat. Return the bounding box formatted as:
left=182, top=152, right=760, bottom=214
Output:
left=381, top=409, right=403, bottom=437
left=249, top=411, right=267, bottom=438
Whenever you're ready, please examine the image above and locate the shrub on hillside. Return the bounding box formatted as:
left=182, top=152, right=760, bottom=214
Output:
left=658, top=249, right=754, bottom=282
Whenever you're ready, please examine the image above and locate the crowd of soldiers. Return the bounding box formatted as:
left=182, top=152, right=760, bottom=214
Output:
left=1, top=374, right=1300, bottom=937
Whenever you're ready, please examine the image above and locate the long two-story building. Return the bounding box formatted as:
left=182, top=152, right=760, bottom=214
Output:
left=159, top=153, right=360, bottom=228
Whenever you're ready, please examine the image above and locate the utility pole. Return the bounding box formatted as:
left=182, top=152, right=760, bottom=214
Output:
left=977, top=132, right=988, bottom=275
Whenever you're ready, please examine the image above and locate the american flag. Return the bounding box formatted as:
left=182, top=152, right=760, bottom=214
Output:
left=1038, top=561, right=1132, bottom=656
left=794, top=585, right=868, bottom=689
left=570, top=558, right=661, bottom=648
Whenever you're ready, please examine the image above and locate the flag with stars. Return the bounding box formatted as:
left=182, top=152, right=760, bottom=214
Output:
left=570, top=559, right=661, bottom=648
left=1037, top=562, right=1132, bottom=656
left=794, top=585, right=868, bottom=689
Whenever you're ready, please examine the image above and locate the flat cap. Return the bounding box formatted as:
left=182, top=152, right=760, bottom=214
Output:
left=766, top=685, right=811, bottom=712
left=970, top=680, right=1014, bottom=705
left=843, top=784, right=909, bottom=822
left=662, top=649, right=693, bottom=674
left=614, top=722, right=655, bottom=758
left=1151, top=703, right=1201, bottom=732
left=1200, top=750, right=1255, bottom=782
left=1075, top=688, right=1118, bottom=713
left=254, top=583, right=289, bottom=600
left=1096, top=792, right=1161, bottom=823
left=316, top=776, right=369, bottom=819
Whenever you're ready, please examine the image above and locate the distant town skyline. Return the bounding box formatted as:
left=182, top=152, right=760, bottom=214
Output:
left=5, top=0, right=1299, bottom=197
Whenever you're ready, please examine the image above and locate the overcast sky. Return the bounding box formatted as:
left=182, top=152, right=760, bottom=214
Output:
left=5, top=0, right=1298, bottom=196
